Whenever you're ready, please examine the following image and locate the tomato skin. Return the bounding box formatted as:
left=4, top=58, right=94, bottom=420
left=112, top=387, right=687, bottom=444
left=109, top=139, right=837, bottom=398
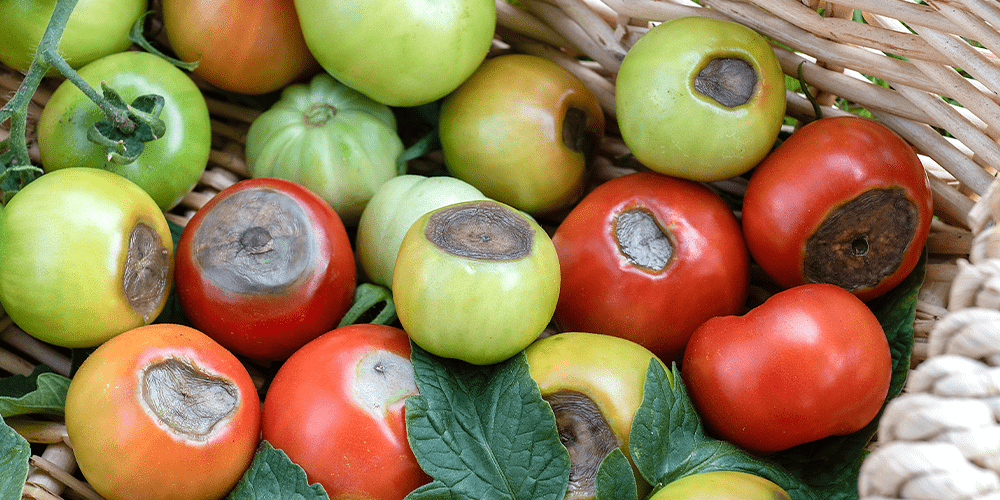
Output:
left=162, top=0, right=320, bottom=94
left=439, top=54, right=605, bottom=215
left=551, top=172, right=750, bottom=364
left=174, top=178, right=356, bottom=361
left=741, top=115, right=933, bottom=301
left=262, top=324, right=430, bottom=499
left=0, top=168, right=173, bottom=348
left=0, top=0, right=144, bottom=73
left=682, top=283, right=892, bottom=455
left=37, top=51, right=212, bottom=211
left=648, top=471, right=790, bottom=500
left=65, top=324, right=261, bottom=500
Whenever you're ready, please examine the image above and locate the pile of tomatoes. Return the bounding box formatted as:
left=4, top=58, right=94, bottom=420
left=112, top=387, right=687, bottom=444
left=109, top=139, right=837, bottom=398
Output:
left=0, top=0, right=935, bottom=499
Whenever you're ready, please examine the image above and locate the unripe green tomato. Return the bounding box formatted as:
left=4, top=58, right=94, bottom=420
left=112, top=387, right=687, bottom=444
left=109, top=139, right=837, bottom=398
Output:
left=616, top=16, right=786, bottom=182
left=0, top=168, right=173, bottom=347
left=356, top=174, right=488, bottom=288
left=393, top=200, right=560, bottom=365
left=246, top=73, right=402, bottom=226
left=0, top=0, right=145, bottom=73
left=649, top=471, right=790, bottom=500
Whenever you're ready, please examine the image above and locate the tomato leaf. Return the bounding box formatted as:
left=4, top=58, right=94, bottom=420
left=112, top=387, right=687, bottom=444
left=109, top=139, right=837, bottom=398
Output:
left=595, top=448, right=638, bottom=500
left=337, top=283, right=396, bottom=327
left=628, top=361, right=803, bottom=496
left=404, top=342, right=571, bottom=500
left=226, top=440, right=329, bottom=500
left=0, top=365, right=70, bottom=417
left=0, top=415, right=30, bottom=499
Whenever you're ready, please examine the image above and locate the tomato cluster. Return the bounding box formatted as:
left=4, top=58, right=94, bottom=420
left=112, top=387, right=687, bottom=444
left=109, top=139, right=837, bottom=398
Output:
left=0, top=2, right=933, bottom=499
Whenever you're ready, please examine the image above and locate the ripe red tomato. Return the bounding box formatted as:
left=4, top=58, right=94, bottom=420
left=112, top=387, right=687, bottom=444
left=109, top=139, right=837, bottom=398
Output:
left=741, top=115, right=933, bottom=301
left=174, top=178, right=356, bottom=361
left=161, top=0, right=319, bottom=94
left=682, top=283, right=892, bottom=455
left=65, top=324, right=261, bottom=500
left=551, top=171, right=750, bottom=364
left=261, top=324, right=430, bottom=499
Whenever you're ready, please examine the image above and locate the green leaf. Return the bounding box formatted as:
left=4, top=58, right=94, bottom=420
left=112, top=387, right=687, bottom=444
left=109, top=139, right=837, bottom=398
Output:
left=0, top=365, right=71, bottom=417
left=595, top=448, right=638, bottom=500
left=88, top=86, right=166, bottom=165
left=628, top=362, right=802, bottom=496
left=337, top=283, right=396, bottom=327
left=227, top=441, right=329, bottom=500
left=404, top=342, right=571, bottom=500
left=0, top=415, right=31, bottom=500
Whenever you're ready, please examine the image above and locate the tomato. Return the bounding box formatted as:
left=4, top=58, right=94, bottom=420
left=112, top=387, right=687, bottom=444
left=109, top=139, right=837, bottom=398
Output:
left=262, top=324, right=430, bottom=499
left=682, top=283, right=892, bottom=455
left=65, top=323, right=261, bottom=500
left=741, top=116, right=933, bottom=301
left=0, top=168, right=173, bottom=348
left=175, top=178, right=356, bottom=361
left=162, top=0, right=320, bottom=94
left=0, top=0, right=145, bottom=73
left=36, top=50, right=212, bottom=211
left=649, top=471, right=790, bottom=500
left=525, top=332, right=667, bottom=499
left=245, top=73, right=402, bottom=226
left=615, top=16, right=786, bottom=182
left=439, top=54, right=605, bottom=215
left=355, top=174, right=487, bottom=288
left=551, top=171, right=750, bottom=364
left=393, top=200, right=561, bottom=365
left=293, top=0, right=496, bottom=107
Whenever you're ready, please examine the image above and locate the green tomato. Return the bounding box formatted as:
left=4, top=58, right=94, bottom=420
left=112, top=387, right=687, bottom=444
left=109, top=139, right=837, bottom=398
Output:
left=649, top=471, right=790, bottom=500
left=293, top=0, right=496, bottom=107
left=393, top=200, right=560, bottom=365
left=439, top=54, right=605, bottom=215
left=246, top=73, right=402, bottom=226
left=356, top=174, right=488, bottom=288
left=615, top=16, right=786, bottom=182
left=0, top=168, right=173, bottom=348
left=525, top=332, right=667, bottom=499
left=0, top=0, right=145, bottom=73
left=37, top=51, right=212, bottom=211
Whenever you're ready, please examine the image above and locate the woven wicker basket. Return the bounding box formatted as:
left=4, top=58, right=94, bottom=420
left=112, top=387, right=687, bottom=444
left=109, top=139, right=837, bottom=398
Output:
left=3, top=0, right=1000, bottom=498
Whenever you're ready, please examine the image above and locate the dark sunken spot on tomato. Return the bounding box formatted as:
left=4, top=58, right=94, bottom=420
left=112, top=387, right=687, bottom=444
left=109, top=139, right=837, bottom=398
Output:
left=614, top=208, right=675, bottom=272
left=804, top=187, right=917, bottom=293
left=694, top=57, right=757, bottom=108
left=425, top=201, right=534, bottom=261
left=124, top=222, right=171, bottom=322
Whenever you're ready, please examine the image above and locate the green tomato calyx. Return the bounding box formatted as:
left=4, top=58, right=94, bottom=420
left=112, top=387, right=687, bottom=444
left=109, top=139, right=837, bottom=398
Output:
left=614, top=208, right=675, bottom=273
left=694, top=57, right=757, bottom=108
left=303, top=103, right=337, bottom=127
left=546, top=390, right=620, bottom=500
left=141, top=358, right=239, bottom=441
left=87, top=85, right=167, bottom=165
left=804, top=187, right=917, bottom=293
left=124, top=222, right=171, bottom=322
left=425, top=201, right=534, bottom=261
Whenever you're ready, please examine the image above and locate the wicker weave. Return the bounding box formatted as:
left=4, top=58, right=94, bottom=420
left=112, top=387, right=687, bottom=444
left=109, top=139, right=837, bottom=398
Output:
left=3, top=0, right=1000, bottom=497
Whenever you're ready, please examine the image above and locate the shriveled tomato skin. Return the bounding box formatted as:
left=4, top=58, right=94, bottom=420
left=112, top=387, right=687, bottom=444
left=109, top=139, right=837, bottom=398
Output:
left=741, top=115, right=933, bottom=301
left=682, top=283, right=892, bottom=455
left=551, top=171, right=750, bottom=364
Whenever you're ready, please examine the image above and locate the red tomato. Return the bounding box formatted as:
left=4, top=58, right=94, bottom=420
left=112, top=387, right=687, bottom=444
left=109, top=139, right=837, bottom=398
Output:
left=741, top=115, right=933, bottom=301
left=261, top=324, right=431, bottom=499
left=161, top=0, right=319, bottom=94
left=65, top=324, right=261, bottom=500
left=551, top=171, right=750, bottom=364
left=175, top=178, right=356, bottom=361
left=682, top=283, right=892, bottom=455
